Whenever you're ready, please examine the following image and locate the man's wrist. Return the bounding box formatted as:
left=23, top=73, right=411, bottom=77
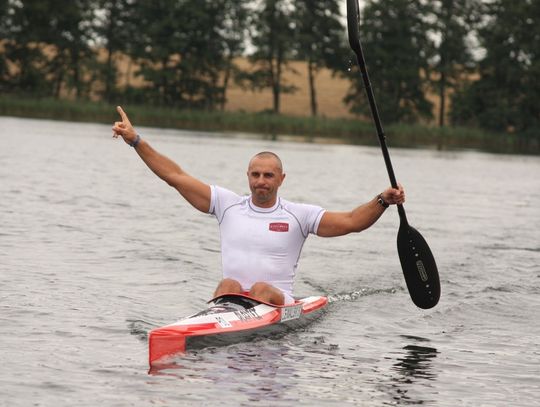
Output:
left=130, top=134, right=141, bottom=148
left=377, top=193, right=389, bottom=208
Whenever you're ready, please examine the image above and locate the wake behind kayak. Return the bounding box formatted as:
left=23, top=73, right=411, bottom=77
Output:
left=149, top=293, right=328, bottom=366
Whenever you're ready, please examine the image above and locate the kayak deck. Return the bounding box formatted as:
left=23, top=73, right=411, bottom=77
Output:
left=149, top=293, right=328, bottom=366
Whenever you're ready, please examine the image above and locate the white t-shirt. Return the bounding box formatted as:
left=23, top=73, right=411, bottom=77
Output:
left=209, top=185, right=325, bottom=297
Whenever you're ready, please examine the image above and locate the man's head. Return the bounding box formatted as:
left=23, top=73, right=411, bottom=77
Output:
left=247, top=152, right=286, bottom=208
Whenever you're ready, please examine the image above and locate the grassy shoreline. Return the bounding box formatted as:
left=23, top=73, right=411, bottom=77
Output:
left=1, top=96, right=538, bottom=155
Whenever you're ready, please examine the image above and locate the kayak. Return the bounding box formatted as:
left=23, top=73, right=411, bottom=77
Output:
left=148, top=293, right=328, bottom=366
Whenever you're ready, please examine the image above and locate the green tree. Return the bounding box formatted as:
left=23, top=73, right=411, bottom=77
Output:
left=45, top=0, right=96, bottom=99
left=293, top=0, right=348, bottom=116
left=127, top=0, right=181, bottom=105
left=345, top=0, right=434, bottom=124
left=248, top=0, right=297, bottom=114
left=430, top=0, right=480, bottom=127
left=129, top=0, right=227, bottom=109
left=0, top=0, right=11, bottom=89
left=451, top=0, right=540, bottom=134
left=218, top=0, right=251, bottom=111
left=0, top=0, right=96, bottom=98
left=0, top=0, right=51, bottom=95
left=93, top=0, right=135, bottom=103
left=0, top=0, right=6, bottom=27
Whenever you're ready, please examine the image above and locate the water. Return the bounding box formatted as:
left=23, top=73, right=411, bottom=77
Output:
left=1, top=116, right=539, bottom=406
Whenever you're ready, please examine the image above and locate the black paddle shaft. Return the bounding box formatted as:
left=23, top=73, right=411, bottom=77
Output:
left=346, top=0, right=399, bottom=198
left=346, top=0, right=440, bottom=309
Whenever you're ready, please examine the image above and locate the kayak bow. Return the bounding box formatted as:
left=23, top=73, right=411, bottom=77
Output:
left=149, top=293, right=328, bottom=366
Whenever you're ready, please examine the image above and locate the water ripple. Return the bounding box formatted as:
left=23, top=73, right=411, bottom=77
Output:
left=2, top=117, right=540, bottom=407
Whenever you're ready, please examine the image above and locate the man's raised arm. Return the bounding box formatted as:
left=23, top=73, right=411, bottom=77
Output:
left=317, top=185, right=405, bottom=237
left=112, top=106, right=211, bottom=213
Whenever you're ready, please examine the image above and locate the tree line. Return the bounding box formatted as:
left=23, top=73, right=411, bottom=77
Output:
left=0, top=0, right=538, bottom=136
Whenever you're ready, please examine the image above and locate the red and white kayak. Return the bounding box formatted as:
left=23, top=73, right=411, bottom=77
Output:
left=149, top=293, right=328, bottom=366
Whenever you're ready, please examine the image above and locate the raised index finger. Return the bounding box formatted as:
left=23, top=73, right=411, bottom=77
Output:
left=116, top=106, right=130, bottom=123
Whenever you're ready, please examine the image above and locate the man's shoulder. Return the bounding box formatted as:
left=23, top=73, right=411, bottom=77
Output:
left=279, top=198, right=324, bottom=214
left=213, top=185, right=249, bottom=201
left=211, top=185, right=248, bottom=217
left=279, top=198, right=325, bottom=235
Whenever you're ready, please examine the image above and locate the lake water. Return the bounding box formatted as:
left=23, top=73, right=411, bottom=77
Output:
left=1, top=116, right=539, bottom=406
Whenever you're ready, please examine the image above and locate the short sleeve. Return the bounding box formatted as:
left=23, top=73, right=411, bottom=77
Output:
left=303, top=204, right=325, bottom=235
left=282, top=200, right=326, bottom=237
left=209, top=185, right=243, bottom=222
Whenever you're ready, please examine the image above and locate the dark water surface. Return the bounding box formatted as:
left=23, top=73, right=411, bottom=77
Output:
left=1, top=116, right=539, bottom=406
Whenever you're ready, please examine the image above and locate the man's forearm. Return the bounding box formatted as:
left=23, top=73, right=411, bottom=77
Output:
left=112, top=106, right=211, bottom=212
left=349, top=196, right=386, bottom=233
left=135, top=139, right=185, bottom=186
left=317, top=196, right=386, bottom=237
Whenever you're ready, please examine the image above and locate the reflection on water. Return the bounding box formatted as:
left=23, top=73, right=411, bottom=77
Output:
left=149, top=344, right=300, bottom=405
left=393, top=339, right=438, bottom=381
left=127, top=319, right=156, bottom=342
left=387, top=336, right=439, bottom=405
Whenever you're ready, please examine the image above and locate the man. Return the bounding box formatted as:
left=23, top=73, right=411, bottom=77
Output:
left=112, top=106, right=405, bottom=305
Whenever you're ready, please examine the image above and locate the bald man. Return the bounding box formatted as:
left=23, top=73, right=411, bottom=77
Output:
left=112, top=107, right=405, bottom=305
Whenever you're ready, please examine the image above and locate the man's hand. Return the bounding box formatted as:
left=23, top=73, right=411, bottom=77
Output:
left=381, top=183, right=405, bottom=206
left=112, top=106, right=138, bottom=145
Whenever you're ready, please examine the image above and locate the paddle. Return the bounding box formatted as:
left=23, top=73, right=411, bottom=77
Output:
left=346, top=0, right=440, bottom=309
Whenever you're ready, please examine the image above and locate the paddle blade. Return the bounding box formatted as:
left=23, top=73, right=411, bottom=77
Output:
left=397, top=224, right=440, bottom=309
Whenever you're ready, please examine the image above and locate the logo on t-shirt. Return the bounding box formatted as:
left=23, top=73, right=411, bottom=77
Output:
left=269, top=222, right=289, bottom=232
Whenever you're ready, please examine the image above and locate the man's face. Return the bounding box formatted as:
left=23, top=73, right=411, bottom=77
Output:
left=247, top=156, right=286, bottom=207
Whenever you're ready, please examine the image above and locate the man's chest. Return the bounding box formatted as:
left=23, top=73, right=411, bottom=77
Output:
left=220, top=210, right=304, bottom=250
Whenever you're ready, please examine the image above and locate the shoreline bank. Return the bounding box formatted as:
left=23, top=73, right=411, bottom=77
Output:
left=1, top=96, right=537, bottom=155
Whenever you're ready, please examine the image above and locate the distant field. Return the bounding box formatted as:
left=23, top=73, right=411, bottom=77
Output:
left=224, top=59, right=356, bottom=119
left=221, top=58, right=448, bottom=125
left=112, top=55, right=446, bottom=122
left=11, top=47, right=442, bottom=121
left=110, top=55, right=356, bottom=119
